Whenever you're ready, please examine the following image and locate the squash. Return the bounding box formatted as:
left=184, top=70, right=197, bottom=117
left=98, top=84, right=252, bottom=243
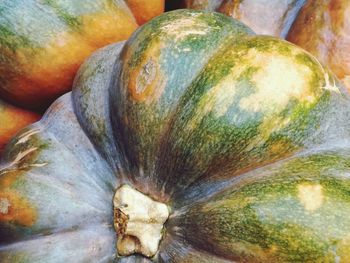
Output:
left=0, top=0, right=164, bottom=110
left=0, top=0, right=164, bottom=156
left=182, top=0, right=306, bottom=38
left=287, top=0, right=350, bottom=92
left=1, top=9, right=350, bottom=262
left=0, top=100, right=40, bottom=154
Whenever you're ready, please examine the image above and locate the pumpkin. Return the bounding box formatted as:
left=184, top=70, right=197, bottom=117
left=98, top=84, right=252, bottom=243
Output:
left=1, top=9, right=350, bottom=262
left=0, top=0, right=164, bottom=156
left=182, top=0, right=306, bottom=38
left=0, top=0, right=164, bottom=110
left=287, top=0, right=350, bottom=92
left=0, top=100, right=40, bottom=154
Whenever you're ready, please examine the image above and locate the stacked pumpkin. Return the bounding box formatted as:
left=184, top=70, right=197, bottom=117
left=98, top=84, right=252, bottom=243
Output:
left=1, top=7, right=350, bottom=262
left=0, top=0, right=164, bottom=153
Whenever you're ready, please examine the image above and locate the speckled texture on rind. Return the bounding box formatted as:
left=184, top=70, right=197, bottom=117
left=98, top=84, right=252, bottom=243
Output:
left=110, top=10, right=348, bottom=200
left=173, top=147, right=350, bottom=262
left=72, top=42, right=125, bottom=173
left=110, top=9, right=255, bottom=197
left=0, top=94, right=117, bottom=262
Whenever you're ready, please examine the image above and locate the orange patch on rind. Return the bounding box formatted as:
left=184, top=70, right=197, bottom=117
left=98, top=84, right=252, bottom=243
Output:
left=0, top=100, right=40, bottom=153
left=127, top=44, right=166, bottom=103
left=0, top=192, right=37, bottom=227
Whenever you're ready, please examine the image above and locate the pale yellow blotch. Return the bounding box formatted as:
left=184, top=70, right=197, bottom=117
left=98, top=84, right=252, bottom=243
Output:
left=183, top=69, right=241, bottom=132
left=202, top=73, right=240, bottom=117
left=239, top=52, right=314, bottom=113
left=0, top=198, right=10, bottom=214
left=195, top=64, right=248, bottom=118
left=161, top=16, right=209, bottom=42
left=298, top=184, right=324, bottom=212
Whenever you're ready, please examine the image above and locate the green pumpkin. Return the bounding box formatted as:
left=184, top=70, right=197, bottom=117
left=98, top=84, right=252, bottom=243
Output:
left=1, top=10, right=350, bottom=262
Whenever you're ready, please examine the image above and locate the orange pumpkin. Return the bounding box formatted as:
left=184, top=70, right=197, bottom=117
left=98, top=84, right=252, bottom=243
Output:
left=0, top=100, right=40, bottom=154
left=180, top=0, right=306, bottom=38
left=287, top=0, right=350, bottom=91
left=0, top=0, right=164, bottom=153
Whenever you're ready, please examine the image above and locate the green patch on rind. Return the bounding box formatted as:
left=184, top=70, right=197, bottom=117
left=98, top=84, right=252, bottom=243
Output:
left=179, top=150, right=350, bottom=262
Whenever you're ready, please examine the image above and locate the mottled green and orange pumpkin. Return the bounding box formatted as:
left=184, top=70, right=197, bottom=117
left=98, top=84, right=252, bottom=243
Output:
left=0, top=0, right=164, bottom=154
left=182, top=0, right=350, bottom=93
left=1, top=9, right=350, bottom=262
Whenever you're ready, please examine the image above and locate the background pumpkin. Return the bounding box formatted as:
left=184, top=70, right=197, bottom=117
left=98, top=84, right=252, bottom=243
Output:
left=0, top=100, right=40, bottom=154
left=176, top=1, right=350, bottom=94
left=0, top=0, right=164, bottom=155
left=1, top=9, right=350, bottom=262
left=178, top=0, right=306, bottom=38
left=287, top=0, right=350, bottom=92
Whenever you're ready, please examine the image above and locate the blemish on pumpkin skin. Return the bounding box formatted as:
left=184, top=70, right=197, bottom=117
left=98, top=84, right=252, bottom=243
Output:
left=298, top=184, right=324, bottom=212
left=136, top=59, right=157, bottom=94
left=0, top=192, right=37, bottom=226
left=160, top=16, right=209, bottom=42
left=127, top=44, right=166, bottom=103
left=0, top=198, right=10, bottom=214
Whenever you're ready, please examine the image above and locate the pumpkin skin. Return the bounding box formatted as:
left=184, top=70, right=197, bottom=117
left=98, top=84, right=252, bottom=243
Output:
left=183, top=0, right=306, bottom=38
left=0, top=0, right=163, bottom=157
left=1, top=9, right=350, bottom=262
left=287, top=0, right=350, bottom=92
left=0, top=100, right=40, bottom=154
left=0, top=0, right=164, bottom=110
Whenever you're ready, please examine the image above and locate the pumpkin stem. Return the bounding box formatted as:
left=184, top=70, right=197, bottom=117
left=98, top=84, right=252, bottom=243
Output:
left=113, top=184, right=169, bottom=258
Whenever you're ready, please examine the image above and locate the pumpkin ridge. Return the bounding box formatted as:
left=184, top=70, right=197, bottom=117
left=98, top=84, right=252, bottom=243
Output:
left=151, top=35, right=330, bottom=200
left=0, top=224, right=116, bottom=262
left=110, top=10, right=255, bottom=198
left=153, top=34, right=253, bottom=198
left=169, top=146, right=350, bottom=262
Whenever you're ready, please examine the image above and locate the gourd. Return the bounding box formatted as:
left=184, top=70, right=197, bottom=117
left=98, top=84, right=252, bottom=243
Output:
left=0, top=0, right=163, bottom=154
left=1, top=9, right=350, bottom=262
left=182, top=1, right=350, bottom=94
left=287, top=0, right=350, bottom=92
left=0, top=100, right=40, bottom=154
left=183, top=0, right=306, bottom=38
